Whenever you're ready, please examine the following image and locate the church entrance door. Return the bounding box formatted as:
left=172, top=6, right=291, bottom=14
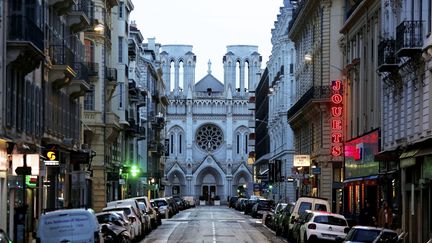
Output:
left=202, top=185, right=216, bottom=202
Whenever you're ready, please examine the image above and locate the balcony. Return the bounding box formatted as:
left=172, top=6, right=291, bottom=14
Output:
left=7, top=15, right=44, bottom=74
left=49, top=0, right=77, bottom=15
left=67, top=62, right=91, bottom=99
left=128, top=40, right=137, bottom=59
left=85, top=62, right=99, bottom=77
left=49, top=44, right=77, bottom=89
left=287, top=86, right=332, bottom=119
left=105, top=112, right=121, bottom=142
left=126, top=118, right=138, bottom=133
left=377, top=39, right=399, bottom=73
left=396, top=20, right=424, bottom=57
left=66, top=0, right=91, bottom=33
left=151, top=117, right=165, bottom=130
left=105, top=67, right=118, bottom=100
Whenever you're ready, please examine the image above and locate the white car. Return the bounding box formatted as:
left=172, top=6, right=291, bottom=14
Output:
left=342, top=226, right=399, bottom=243
left=298, top=211, right=349, bottom=242
left=102, top=205, right=143, bottom=240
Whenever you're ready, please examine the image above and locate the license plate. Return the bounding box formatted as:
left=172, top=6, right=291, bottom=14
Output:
left=322, top=233, right=337, bottom=238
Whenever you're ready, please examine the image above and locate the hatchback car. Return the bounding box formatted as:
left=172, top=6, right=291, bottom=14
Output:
left=341, top=226, right=398, bottom=243
left=298, top=211, right=349, bottom=243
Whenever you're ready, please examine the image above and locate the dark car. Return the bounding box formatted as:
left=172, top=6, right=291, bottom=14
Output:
left=166, top=197, right=179, bottom=214
left=342, top=226, right=399, bottom=243
left=251, top=199, right=274, bottom=218
left=268, top=203, right=287, bottom=232
left=235, top=198, right=247, bottom=211
left=290, top=211, right=310, bottom=243
left=244, top=199, right=259, bottom=215
left=228, top=196, right=239, bottom=208
left=274, top=202, right=295, bottom=237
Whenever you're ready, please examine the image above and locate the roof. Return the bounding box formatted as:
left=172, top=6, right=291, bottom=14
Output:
left=194, top=74, right=224, bottom=92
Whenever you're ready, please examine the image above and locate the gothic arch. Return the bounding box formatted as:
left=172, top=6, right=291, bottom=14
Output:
left=232, top=165, right=252, bottom=196
left=166, top=168, right=187, bottom=196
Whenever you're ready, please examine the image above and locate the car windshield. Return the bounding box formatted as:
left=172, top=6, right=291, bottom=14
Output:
left=155, top=200, right=168, bottom=207
left=97, top=213, right=120, bottom=224
left=313, top=215, right=347, bottom=226
left=346, top=228, right=381, bottom=241
left=298, top=202, right=312, bottom=214
left=105, top=208, right=132, bottom=216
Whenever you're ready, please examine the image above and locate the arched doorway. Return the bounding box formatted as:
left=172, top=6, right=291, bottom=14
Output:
left=167, top=170, right=186, bottom=196
left=195, top=167, right=223, bottom=203
left=232, top=171, right=252, bottom=198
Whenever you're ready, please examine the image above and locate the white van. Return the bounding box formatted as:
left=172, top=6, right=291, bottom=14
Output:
left=287, top=196, right=331, bottom=240
left=36, top=208, right=101, bottom=243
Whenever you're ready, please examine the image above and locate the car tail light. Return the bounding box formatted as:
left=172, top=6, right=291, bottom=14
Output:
left=308, top=223, right=316, bottom=230
left=344, top=227, right=350, bottom=233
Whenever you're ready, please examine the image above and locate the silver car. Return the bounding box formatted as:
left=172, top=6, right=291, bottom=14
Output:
left=342, top=226, right=398, bottom=243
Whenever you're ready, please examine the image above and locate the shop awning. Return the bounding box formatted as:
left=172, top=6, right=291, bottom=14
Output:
left=254, top=153, right=271, bottom=166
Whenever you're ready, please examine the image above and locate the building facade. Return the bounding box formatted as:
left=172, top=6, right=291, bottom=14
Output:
left=267, top=0, right=296, bottom=203
left=163, top=45, right=261, bottom=203
left=287, top=0, right=345, bottom=212
left=339, top=0, right=384, bottom=225
left=378, top=0, right=432, bottom=241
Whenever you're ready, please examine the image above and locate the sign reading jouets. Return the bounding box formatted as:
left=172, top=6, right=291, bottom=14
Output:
left=330, top=80, right=343, bottom=157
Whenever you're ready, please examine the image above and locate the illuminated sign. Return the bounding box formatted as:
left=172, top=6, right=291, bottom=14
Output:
left=44, top=145, right=59, bottom=166
left=331, top=80, right=343, bottom=157
left=12, top=154, right=40, bottom=176
left=0, top=148, right=7, bottom=171
left=293, top=155, right=311, bottom=167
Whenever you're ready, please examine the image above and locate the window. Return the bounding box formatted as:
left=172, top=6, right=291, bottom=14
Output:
left=298, top=202, right=312, bottom=214
left=170, top=134, right=174, bottom=154
left=119, top=2, right=124, bottom=19
left=244, top=134, right=248, bottom=154
left=119, top=84, right=123, bottom=108
left=84, top=86, right=95, bottom=110
left=179, top=134, right=182, bottom=154
left=118, top=37, right=123, bottom=63
left=196, top=124, right=223, bottom=152
left=315, top=204, right=328, bottom=211
left=237, top=134, right=240, bottom=154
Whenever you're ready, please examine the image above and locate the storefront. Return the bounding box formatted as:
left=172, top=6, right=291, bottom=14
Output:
left=0, top=142, right=8, bottom=231
left=343, top=130, right=380, bottom=223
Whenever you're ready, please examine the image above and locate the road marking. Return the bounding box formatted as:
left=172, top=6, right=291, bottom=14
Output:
left=212, top=221, right=216, bottom=243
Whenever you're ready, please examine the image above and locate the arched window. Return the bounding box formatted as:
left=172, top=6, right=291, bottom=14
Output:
left=236, top=133, right=240, bottom=154
left=170, top=61, right=175, bottom=92
left=235, top=60, right=241, bottom=91
left=245, top=61, right=249, bottom=91
left=178, top=133, right=182, bottom=154
left=179, top=60, right=184, bottom=91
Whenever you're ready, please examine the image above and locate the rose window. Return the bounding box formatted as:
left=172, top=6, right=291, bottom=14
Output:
left=196, top=124, right=223, bottom=152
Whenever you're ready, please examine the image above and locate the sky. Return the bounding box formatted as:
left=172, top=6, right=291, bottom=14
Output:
left=130, top=0, right=284, bottom=82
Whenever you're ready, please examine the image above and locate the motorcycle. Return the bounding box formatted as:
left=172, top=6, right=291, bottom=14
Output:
left=101, top=220, right=131, bottom=243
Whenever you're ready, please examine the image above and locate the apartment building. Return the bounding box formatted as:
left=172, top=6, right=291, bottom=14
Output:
left=287, top=0, right=344, bottom=212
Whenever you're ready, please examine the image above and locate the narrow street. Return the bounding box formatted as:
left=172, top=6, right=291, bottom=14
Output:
left=141, top=206, right=287, bottom=243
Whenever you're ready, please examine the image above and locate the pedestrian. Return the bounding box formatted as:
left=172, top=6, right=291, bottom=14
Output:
left=378, top=201, right=393, bottom=229
left=360, top=201, right=374, bottom=226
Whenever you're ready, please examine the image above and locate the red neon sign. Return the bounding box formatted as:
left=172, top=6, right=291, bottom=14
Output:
left=331, top=80, right=343, bottom=157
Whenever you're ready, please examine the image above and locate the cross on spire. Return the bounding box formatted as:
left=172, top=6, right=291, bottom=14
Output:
left=207, top=59, right=212, bottom=74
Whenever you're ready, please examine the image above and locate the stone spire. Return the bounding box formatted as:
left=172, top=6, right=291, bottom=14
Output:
left=207, top=59, right=212, bottom=74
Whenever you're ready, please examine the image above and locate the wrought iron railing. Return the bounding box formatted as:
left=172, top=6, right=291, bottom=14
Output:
left=378, top=38, right=398, bottom=67
left=72, top=62, right=89, bottom=81
left=85, top=62, right=99, bottom=76
left=49, top=44, right=75, bottom=66
left=105, top=67, right=117, bottom=81
left=8, top=15, right=44, bottom=51
left=396, top=20, right=424, bottom=51
left=287, top=85, right=332, bottom=119
left=72, top=0, right=91, bottom=18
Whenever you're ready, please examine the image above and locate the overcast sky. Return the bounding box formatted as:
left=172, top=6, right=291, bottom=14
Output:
left=130, top=0, right=283, bottom=82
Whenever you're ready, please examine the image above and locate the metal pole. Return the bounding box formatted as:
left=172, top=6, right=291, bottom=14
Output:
left=22, top=154, right=27, bottom=243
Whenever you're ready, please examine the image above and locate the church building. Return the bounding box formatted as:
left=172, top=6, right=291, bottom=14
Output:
left=161, top=45, right=261, bottom=204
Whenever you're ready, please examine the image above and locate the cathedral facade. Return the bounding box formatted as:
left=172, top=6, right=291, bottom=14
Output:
left=161, top=45, right=261, bottom=203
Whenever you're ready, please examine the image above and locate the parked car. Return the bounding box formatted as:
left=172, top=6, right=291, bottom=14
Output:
left=341, top=226, right=399, bottom=243
left=36, top=208, right=101, bottom=243
left=166, top=197, right=179, bottom=214
left=287, top=196, right=331, bottom=241
left=106, top=198, right=151, bottom=234
left=290, top=211, right=310, bottom=243
left=268, top=203, right=286, bottom=233
left=228, top=196, right=239, bottom=208
left=251, top=199, right=274, bottom=218
left=129, top=196, right=159, bottom=229
left=274, top=202, right=295, bottom=237
left=96, top=211, right=132, bottom=242
left=235, top=198, right=247, bottom=211
left=102, top=205, right=144, bottom=239
left=298, top=211, right=349, bottom=243
left=183, top=196, right=196, bottom=207
left=153, top=198, right=173, bottom=218
left=102, top=211, right=135, bottom=240
left=149, top=200, right=163, bottom=224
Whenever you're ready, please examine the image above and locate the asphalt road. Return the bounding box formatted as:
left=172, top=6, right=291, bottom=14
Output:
left=140, top=206, right=287, bottom=243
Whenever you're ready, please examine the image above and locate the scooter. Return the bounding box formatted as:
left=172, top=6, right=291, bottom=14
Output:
left=101, top=220, right=132, bottom=243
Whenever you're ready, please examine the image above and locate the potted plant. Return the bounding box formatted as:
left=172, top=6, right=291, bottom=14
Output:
left=214, top=195, right=220, bottom=206
left=199, top=196, right=206, bottom=206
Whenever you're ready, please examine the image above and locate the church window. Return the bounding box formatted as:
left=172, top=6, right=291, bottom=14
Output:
left=170, top=61, right=175, bottom=92
left=118, top=37, right=123, bottom=63
left=179, top=134, right=182, bottom=154
left=235, top=61, right=241, bottom=92
left=236, top=134, right=240, bottom=154
left=170, top=134, right=174, bottom=154
left=119, top=2, right=124, bottom=19
left=196, top=124, right=223, bottom=152
left=245, top=61, right=249, bottom=91
left=245, top=134, right=248, bottom=154
left=179, top=61, right=184, bottom=91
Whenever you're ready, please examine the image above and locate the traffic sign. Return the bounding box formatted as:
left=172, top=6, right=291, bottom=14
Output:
left=15, top=166, right=31, bottom=175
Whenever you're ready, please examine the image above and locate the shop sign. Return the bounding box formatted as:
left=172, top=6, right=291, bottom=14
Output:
left=44, top=145, right=59, bottom=166
left=294, top=155, right=310, bottom=167
left=330, top=80, right=344, bottom=157
left=312, top=167, right=321, bottom=174
left=344, top=130, right=379, bottom=178
left=12, top=154, right=40, bottom=176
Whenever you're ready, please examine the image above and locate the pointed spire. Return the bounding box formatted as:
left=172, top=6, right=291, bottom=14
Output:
left=207, top=59, right=212, bottom=74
